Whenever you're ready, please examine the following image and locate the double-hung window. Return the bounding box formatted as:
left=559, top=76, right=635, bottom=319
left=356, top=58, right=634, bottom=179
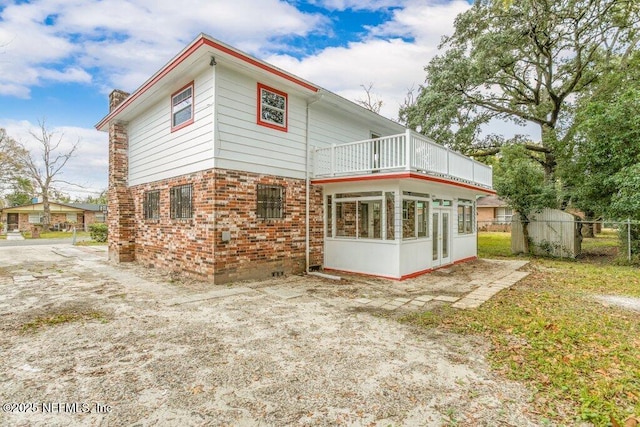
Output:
left=496, top=207, right=513, bottom=224
left=28, top=213, right=43, bottom=224
left=171, top=82, right=194, bottom=131
left=170, top=184, right=192, bottom=219
left=257, top=83, right=287, bottom=131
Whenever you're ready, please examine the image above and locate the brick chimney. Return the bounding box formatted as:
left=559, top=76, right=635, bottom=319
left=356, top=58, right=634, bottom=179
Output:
left=109, top=89, right=129, bottom=112
left=107, top=89, right=135, bottom=263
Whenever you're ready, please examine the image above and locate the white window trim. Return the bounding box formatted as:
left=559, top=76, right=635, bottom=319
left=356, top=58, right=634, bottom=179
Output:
left=28, top=213, right=43, bottom=224
left=257, top=83, right=288, bottom=131
left=171, top=82, right=194, bottom=131
left=402, top=195, right=430, bottom=240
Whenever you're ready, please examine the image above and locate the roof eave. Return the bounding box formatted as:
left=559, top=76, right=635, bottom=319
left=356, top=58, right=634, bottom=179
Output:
left=95, top=33, right=321, bottom=132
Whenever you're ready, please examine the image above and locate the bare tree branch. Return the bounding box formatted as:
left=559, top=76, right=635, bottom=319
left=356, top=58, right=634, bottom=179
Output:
left=355, top=83, right=384, bottom=114
left=14, top=119, right=81, bottom=231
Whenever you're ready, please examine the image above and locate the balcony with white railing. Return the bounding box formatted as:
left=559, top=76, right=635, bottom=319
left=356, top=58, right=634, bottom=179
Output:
left=313, top=129, right=493, bottom=189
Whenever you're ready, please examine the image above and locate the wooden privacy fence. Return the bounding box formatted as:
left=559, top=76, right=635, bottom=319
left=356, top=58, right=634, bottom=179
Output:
left=511, top=210, right=639, bottom=261
left=512, top=209, right=582, bottom=258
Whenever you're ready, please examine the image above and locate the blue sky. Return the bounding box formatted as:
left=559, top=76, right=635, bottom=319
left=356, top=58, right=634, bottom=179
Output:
left=0, top=0, right=534, bottom=198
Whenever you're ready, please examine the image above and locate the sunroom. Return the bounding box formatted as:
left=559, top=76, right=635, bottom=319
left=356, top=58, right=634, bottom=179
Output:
left=311, top=129, right=495, bottom=280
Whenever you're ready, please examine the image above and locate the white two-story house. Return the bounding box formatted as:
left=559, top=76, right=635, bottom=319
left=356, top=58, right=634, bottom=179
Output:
left=96, top=33, right=495, bottom=283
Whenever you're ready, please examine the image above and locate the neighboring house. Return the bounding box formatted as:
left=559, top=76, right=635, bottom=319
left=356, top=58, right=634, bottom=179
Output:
left=95, top=33, right=495, bottom=282
left=477, top=195, right=512, bottom=231
left=1, top=202, right=106, bottom=232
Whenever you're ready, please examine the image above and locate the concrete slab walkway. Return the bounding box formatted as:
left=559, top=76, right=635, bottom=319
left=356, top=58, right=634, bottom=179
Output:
left=351, top=259, right=530, bottom=311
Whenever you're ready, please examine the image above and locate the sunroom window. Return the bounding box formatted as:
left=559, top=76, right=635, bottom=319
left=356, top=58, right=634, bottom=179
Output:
left=402, top=192, right=430, bottom=239
left=457, top=200, right=474, bottom=234
left=331, top=192, right=383, bottom=239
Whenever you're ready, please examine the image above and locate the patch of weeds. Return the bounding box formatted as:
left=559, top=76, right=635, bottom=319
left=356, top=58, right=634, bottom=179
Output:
left=442, top=407, right=459, bottom=426
left=404, top=258, right=640, bottom=425
left=400, top=305, right=455, bottom=328
left=21, top=309, right=107, bottom=333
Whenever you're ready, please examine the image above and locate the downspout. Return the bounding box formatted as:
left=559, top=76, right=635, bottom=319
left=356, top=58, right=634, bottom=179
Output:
left=305, top=93, right=323, bottom=273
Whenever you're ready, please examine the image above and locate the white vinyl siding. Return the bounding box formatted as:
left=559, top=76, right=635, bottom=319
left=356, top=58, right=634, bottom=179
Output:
left=128, top=69, right=214, bottom=186
left=308, top=103, right=404, bottom=150
left=127, top=63, right=404, bottom=184
left=215, top=66, right=404, bottom=180
left=215, top=67, right=307, bottom=178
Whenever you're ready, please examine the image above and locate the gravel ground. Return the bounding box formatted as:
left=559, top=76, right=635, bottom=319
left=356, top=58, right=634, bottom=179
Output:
left=0, top=245, right=541, bottom=426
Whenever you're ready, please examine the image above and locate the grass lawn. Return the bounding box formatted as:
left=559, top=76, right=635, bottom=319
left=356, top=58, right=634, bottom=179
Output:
left=404, top=232, right=640, bottom=426
left=22, top=230, right=90, bottom=239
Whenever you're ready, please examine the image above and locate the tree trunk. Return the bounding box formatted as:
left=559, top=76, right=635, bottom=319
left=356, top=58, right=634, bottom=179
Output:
left=42, top=193, right=51, bottom=232
left=582, top=210, right=594, bottom=238
left=539, top=124, right=558, bottom=183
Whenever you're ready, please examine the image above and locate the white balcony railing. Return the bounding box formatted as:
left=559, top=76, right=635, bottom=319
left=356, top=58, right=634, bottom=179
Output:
left=313, top=129, right=493, bottom=189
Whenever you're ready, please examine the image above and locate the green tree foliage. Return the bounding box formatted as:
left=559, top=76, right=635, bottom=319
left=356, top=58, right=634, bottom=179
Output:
left=562, top=52, right=640, bottom=221
left=494, top=145, right=556, bottom=253
left=401, top=0, right=640, bottom=180
left=78, top=190, right=107, bottom=206
left=0, top=128, right=28, bottom=193
left=5, top=177, right=34, bottom=206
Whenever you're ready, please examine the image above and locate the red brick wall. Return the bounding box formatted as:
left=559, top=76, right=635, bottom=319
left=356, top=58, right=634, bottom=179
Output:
left=212, top=168, right=323, bottom=282
left=107, top=89, right=135, bottom=263
left=130, top=170, right=216, bottom=278
left=129, top=168, right=324, bottom=283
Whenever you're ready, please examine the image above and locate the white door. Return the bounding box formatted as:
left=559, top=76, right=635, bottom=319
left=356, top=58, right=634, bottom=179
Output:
left=432, top=209, right=451, bottom=267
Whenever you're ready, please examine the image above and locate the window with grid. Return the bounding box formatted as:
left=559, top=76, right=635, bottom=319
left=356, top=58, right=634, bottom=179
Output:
left=144, top=190, right=160, bottom=220
left=257, top=184, right=284, bottom=219
left=257, top=83, right=287, bottom=131
left=171, top=82, right=194, bottom=130
left=170, top=185, right=192, bottom=219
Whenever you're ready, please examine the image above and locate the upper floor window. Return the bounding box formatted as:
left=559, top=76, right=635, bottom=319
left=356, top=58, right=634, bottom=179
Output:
left=171, top=82, right=194, bottom=131
left=257, top=83, right=287, bottom=131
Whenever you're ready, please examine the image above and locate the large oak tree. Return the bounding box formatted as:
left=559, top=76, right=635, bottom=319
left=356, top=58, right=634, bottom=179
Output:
left=401, top=0, right=639, bottom=181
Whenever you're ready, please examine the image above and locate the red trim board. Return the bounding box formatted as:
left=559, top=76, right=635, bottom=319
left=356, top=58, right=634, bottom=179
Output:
left=312, top=172, right=496, bottom=195
left=322, top=256, right=479, bottom=281
left=96, top=35, right=318, bottom=130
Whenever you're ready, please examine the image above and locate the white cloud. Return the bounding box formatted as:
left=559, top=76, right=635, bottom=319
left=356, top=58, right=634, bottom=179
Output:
left=38, top=67, right=92, bottom=84
left=309, top=0, right=407, bottom=11
left=268, top=0, right=471, bottom=121
left=0, top=0, right=327, bottom=97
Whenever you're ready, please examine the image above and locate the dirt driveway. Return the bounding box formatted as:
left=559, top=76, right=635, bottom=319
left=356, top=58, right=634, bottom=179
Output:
left=0, top=244, right=539, bottom=426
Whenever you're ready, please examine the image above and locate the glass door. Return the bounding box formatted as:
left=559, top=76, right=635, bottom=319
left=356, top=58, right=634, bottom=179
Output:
left=432, top=209, right=451, bottom=267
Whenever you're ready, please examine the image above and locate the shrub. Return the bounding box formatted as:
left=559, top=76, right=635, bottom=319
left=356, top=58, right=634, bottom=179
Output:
left=89, top=223, right=108, bottom=242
